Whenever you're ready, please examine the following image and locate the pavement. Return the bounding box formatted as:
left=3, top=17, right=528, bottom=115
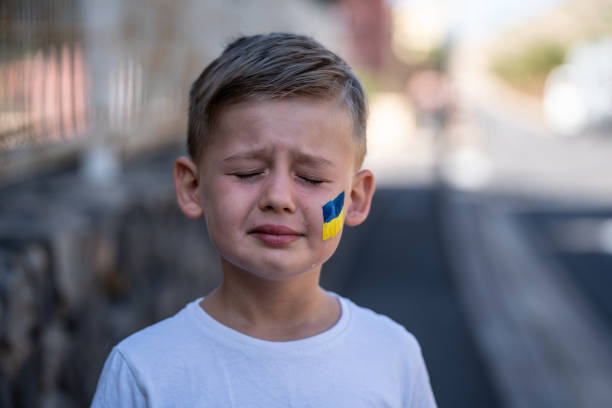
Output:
left=440, top=190, right=612, bottom=408
left=449, top=45, right=612, bottom=205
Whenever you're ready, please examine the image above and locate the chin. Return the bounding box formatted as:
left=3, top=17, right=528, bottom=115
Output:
left=250, top=260, right=319, bottom=281
left=223, top=255, right=321, bottom=282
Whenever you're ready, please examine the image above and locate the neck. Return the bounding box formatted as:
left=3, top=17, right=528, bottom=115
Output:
left=200, top=258, right=340, bottom=341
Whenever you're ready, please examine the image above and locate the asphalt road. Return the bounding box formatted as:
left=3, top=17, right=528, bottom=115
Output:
left=525, top=207, right=612, bottom=336
left=422, top=94, right=612, bottom=407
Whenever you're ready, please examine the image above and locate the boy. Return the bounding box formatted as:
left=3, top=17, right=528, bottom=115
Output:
left=92, top=33, right=436, bottom=407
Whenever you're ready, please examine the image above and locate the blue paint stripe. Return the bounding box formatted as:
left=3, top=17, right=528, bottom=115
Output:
left=323, top=191, right=344, bottom=223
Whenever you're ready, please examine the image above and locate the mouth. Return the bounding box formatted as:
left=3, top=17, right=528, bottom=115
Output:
left=249, top=224, right=303, bottom=246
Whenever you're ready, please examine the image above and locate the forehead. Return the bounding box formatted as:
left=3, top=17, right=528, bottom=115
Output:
left=205, top=97, right=358, bottom=163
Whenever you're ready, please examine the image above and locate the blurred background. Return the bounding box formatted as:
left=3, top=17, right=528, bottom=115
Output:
left=1, top=0, right=612, bottom=406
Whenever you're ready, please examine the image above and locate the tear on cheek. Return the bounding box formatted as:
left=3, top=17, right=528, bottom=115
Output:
left=322, top=191, right=345, bottom=241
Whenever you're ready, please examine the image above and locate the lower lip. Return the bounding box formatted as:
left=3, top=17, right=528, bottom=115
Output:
left=251, top=233, right=301, bottom=246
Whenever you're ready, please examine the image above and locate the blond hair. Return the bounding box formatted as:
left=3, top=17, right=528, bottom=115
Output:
left=187, top=33, right=367, bottom=164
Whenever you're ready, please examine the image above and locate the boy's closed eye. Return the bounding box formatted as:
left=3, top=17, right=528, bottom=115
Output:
left=294, top=165, right=331, bottom=186
left=299, top=176, right=324, bottom=185
left=234, top=171, right=265, bottom=179
left=232, top=171, right=327, bottom=185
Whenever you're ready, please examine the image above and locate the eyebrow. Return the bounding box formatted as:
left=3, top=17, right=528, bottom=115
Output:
left=222, top=149, right=334, bottom=167
left=222, top=148, right=270, bottom=163
left=292, top=151, right=334, bottom=167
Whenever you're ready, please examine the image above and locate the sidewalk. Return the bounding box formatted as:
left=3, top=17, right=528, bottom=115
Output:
left=440, top=190, right=612, bottom=408
left=448, top=44, right=612, bottom=205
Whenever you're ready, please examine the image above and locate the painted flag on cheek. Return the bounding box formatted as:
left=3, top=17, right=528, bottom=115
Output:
left=322, top=191, right=344, bottom=241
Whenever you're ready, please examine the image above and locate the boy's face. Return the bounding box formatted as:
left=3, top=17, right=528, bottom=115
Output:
left=174, top=97, right=374, bottom=282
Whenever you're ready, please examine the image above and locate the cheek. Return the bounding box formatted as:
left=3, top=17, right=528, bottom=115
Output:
left=317, top=229, right=343, bottom=268
left=204, top=177, right=248, bottom=208
left=202, top=184, right=242, bottom=231
left=304, top=198, right=328, bottom=234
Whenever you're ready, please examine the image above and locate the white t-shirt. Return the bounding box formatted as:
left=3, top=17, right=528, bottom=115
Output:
left=91, top=293, right=437, bottom=407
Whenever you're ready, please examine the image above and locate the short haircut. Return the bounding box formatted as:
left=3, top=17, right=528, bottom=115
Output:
left=187, top=32, right=367, bottom=165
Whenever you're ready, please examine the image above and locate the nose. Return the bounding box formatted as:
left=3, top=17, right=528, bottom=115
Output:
left=258, top=171, right=296, bottom=213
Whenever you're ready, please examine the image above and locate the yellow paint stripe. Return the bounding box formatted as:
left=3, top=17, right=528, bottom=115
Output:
left=322, top=209, right=344, bottom=241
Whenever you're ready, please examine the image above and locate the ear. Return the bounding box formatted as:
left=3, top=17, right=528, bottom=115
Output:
left=173, top=156, right=204, bottom=219
left=344, top=169, right=375, bottom=227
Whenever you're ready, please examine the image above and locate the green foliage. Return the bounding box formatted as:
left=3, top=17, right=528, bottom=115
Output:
left=492, top=39, right=566, bottom=95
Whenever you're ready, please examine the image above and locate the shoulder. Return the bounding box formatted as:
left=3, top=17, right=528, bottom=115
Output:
left=340, top=295, right=422, bottom=355
left=114, top=298, right=203, bottom=368
left=336, top=296, right=437, bottom=406
left=92, top=304, right=198, bottom=408
left=91, top=347, right=148, bottom=407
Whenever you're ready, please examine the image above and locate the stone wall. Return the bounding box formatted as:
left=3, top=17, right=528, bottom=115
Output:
left=0, top=147, right=221, bottom=407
